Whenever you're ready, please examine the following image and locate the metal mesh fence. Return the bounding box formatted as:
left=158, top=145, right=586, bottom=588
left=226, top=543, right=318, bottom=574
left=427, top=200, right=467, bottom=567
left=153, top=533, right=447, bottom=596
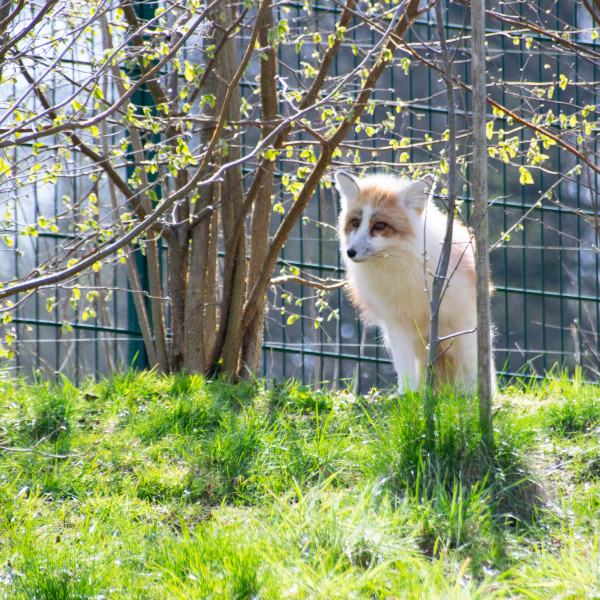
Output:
left=0, top=6, right=140, bottom=378
left=259, top=1, right=600, bottom=391
left=0, top=0, right=598, bottom=389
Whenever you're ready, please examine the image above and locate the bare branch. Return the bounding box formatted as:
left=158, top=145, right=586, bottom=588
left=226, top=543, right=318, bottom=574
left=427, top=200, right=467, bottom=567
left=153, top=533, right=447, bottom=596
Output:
left=16, top=58, right=142, bottom=219
left=582, top=0, right=600, bottom=26
left=425, top=0, right=459, bottom=387
left=0, top=0, right=52, bottom=60
left=270, top=275, right=347, bottom=291
left=358, top=9, right=600, bottom=177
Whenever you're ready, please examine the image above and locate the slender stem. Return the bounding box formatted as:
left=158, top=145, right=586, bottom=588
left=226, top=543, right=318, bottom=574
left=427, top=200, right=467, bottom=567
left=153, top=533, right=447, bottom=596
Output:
left=471, top=0, right=493, bottom=446
left=423, top=0, right=458, bottom=445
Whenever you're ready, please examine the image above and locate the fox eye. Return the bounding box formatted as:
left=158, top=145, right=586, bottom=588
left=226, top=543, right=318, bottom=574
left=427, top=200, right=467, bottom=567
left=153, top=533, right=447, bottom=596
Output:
left=351, top=218, right=360, bottom=228
left=373, top=222, right=387, bottom=231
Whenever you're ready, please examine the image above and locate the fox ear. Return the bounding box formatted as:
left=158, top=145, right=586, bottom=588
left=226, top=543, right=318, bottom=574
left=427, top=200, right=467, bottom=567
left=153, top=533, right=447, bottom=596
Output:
left=401, top=175, right=435, bottom=213
left=334, top=171, right=360, bottom=205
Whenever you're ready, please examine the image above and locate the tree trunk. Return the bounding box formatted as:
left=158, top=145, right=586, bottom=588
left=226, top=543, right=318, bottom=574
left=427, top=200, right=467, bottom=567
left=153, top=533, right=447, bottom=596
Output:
left=184, top=182, right=214, bottom=374
left=144, top=230, right=170, bottom=373
left=216, top=51, right=246, bottom=376
left=168, top=221, right=190, bottom=372
left=219, top=172, right=246, bottom=375
left=240, top=0, right=278, bottom=377
left=183, top=0, right=246, bottom=376
left=471, top=0, right=493, bottom=446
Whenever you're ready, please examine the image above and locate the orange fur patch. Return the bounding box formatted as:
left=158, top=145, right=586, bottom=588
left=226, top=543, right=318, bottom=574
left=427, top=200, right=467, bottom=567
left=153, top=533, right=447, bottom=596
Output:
left=344, top=186, right=414, bottom=239
left=343, top=209, right=362, bottom=235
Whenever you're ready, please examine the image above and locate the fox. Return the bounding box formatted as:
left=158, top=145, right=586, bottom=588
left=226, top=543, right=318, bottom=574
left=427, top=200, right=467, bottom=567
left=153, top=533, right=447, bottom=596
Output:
left=335, top=170, right=494, bottom=394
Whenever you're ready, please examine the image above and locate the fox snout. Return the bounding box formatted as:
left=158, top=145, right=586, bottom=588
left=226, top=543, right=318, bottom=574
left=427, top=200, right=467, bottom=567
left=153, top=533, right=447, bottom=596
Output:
left=344, top=240, right=372, bottom=262
left=342, top=226, right=381, bottom=261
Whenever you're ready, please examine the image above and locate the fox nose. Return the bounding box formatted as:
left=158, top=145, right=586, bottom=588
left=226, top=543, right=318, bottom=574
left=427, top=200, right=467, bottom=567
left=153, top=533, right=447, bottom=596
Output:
left=347, top=248, right=357, bottom=259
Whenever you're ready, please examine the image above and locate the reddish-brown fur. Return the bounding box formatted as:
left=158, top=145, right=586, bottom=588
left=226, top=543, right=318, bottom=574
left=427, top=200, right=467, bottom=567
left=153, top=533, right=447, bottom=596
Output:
left=343, top=186, right=414, bottom=240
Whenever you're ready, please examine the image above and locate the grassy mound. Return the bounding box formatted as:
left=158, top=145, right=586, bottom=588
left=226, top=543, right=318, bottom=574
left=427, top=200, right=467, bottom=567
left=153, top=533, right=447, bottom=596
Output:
left=0, top=370, right=599, bottom=598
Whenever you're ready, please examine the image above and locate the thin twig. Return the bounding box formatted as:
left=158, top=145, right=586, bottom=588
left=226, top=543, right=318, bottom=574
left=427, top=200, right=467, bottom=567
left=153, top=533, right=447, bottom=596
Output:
left=270, top=275, right=347, bottom=291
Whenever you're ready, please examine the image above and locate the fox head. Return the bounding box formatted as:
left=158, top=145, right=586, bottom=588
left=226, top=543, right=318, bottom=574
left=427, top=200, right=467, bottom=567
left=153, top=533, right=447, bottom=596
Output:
left=335, top=171, right=433, bottom=263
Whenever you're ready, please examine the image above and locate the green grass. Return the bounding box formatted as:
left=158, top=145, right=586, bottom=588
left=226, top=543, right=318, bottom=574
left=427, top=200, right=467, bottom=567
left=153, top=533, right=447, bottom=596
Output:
left=0, top=370, right=599, bottom=598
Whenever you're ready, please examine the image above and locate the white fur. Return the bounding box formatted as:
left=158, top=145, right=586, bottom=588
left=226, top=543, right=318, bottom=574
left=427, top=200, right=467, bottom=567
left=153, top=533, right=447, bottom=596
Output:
left=335, top=172, right=493, bottom=394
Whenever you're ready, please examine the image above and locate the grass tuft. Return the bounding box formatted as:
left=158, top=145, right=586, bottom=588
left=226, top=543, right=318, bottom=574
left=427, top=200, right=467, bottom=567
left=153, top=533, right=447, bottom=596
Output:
left=369, top=390, right=548, bottom=545
left=544, top=392, right=600, bottom=435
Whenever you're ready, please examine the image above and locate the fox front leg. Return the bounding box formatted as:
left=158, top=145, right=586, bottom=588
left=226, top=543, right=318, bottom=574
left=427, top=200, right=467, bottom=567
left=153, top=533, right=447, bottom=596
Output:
left=384, top=326, right=420, bottom=393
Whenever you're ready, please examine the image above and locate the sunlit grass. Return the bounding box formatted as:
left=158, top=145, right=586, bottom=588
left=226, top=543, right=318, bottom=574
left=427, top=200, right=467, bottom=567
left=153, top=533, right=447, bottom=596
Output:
left=0, top=369, right=599, bottom=598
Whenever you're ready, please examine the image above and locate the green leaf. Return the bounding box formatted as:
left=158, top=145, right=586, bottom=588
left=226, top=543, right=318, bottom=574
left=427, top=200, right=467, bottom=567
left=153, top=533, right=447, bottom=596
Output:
left=559, top=74, right=569, bottom=91
left=519, top=167, right=534, bottom=185
left=264, top=149, right=279, bottom=161
left=184, top=61, right=194, bottom=83
left=277, top=20, right=289, bottom=38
